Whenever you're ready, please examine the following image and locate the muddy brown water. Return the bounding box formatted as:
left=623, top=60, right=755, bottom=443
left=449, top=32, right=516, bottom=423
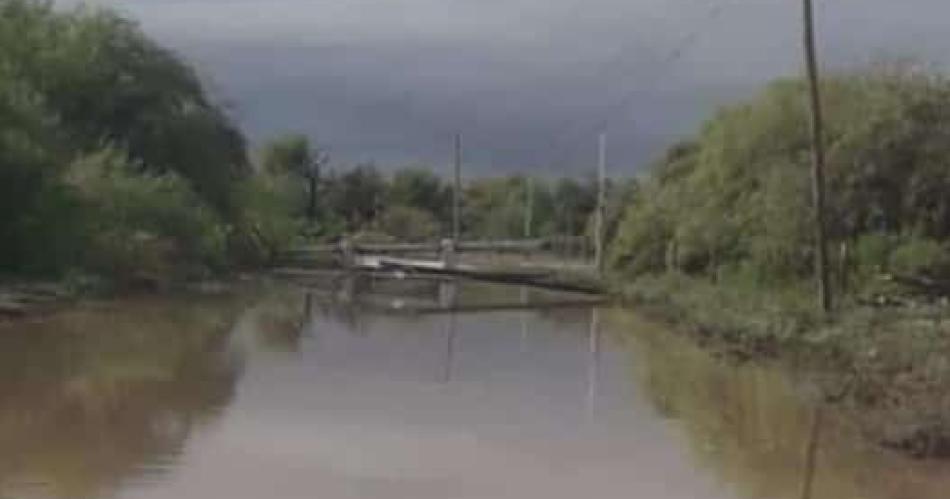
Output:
left=0, top=278, right=947, bottom=499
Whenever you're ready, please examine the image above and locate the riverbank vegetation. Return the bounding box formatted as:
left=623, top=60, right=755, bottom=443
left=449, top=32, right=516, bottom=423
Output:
left=0, top=0, right=266, bottom=287
left=0, top=0, right=606, bottom=293
left=608, top=64, right=950, bottom=457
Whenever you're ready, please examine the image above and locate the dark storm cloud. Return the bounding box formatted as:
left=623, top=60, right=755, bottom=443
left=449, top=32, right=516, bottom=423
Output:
left=66, top=0, right=950, bottom=176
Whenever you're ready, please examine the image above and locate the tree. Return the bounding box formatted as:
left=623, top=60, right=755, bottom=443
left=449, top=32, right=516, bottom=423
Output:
left=386, top=168, right=451, bottom=230
left=323, top=164, right=386, bottom=231
left=260, top=134, right=328, bottom=222
left=462, top=177, right=528, bottom=239
left=609, top=65, right=950, bottom=287
left=0, top=0, right=251, bottom=276
left=378, top=205, right=440, bottom=242
left=0, top=0, right=249, bottom=215
left=552, top=177, right=597, bottom=236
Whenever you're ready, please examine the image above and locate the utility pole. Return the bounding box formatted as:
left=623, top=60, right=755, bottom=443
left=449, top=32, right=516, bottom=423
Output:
left=307, top=148, right=330, bottom=224
left=524, top=177, right=534, bottom=239
left=803, top=0, right=832, bottom=314
left=453, top=133, right=462, bottom=242
left=594, top=132, right=607, bottom=273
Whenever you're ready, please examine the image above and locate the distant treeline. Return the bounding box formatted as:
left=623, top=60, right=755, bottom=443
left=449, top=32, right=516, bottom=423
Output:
left=257, top=133, right=635, bottom=244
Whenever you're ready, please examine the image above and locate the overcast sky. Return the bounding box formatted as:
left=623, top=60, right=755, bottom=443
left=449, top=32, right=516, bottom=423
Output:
left=66, top=0, right=950, bottom=176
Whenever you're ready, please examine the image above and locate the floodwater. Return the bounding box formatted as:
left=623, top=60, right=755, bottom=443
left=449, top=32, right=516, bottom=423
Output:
left=0, top=277, right=948, bottom=499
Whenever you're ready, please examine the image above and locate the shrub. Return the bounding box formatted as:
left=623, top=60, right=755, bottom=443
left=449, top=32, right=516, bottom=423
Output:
left=610, top=65, right=950, bottom=295
left=66, top=149, right=228, bottom=282
left=889, top=237, right=950, bottom=278
left=853, top=233, right=894, bottom=276
left=230, top=172, right=303, bottom=266
left=378, top=205, right=439, bottom=242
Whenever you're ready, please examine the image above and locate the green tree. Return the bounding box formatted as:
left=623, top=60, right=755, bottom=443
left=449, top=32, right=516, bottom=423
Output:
left=0, top=0, right=252, bottom=277
left=386, top=168, right=451, bottom=230
left=610, top=64, right=950, bottom=286
left=0, top=0, right=249, bottom=215
left=378, top=205, right=440, bottom=242
left=551, top=177, right=597, bottom=236
left=323, top=164, right=386, bottom=231
left=463, top=176, right=531, bottom=239
left=260, top=134, right=328, bottom=222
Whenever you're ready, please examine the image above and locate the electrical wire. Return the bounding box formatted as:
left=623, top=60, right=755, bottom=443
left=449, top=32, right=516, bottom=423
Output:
left=542, top=0, right=738, bottom=172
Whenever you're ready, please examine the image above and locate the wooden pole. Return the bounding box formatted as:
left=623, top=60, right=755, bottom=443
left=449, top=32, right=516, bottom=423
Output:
left=524, top=177, right=534, bottom=239
left=307, top=175, right=318, bottom=223
left=803, top=0, right=833, bottom=314
left=453, top=133, right=463, bottom=243
left=594, top=132, right=607, bottom=273
left=586, top=307, right=601, bottom=421
left=308, top=148, right=329, bottom=225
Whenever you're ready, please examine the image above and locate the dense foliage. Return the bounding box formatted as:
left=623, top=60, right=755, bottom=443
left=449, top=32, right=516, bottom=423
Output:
left=258, top=138, right=613, bottom=243
left=610, top=67, right=950, bottom=455
left=0, top=0, right=290, bottom=281
left=610, top=65, right=950, bottom=291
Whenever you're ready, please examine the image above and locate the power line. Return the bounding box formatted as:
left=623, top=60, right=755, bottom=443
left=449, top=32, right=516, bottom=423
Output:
left=543, top=0, right=738, bottom=172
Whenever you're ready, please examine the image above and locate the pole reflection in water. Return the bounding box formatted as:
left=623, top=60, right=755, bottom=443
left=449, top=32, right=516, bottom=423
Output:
left=3, top=284, right=950, bottom=499
left=520, top=286, right=530, bottom=351
left=337, top=274, right=356, bottom=305
left=800, top=405, right=824, bottom=499
left=302, top=291, right=314, bottom=331
left=304, top=291, right=313, bottom=320
left=0, top=297, right=243, bottom=499
left=439, top=279, right=459, bottom=383
left=587, top=307, right=601, bottom=422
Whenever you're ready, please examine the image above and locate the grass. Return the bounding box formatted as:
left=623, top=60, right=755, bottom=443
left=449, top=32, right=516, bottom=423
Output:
left=614, top=272, right=950, bottom=458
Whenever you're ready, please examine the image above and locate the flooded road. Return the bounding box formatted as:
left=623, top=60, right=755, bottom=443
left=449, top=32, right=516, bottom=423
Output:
left=0, top=278, right=947, bottom=499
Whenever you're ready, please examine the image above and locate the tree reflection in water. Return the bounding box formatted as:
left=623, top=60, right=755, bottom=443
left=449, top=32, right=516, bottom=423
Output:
left=11, top=285, right=949, bottom=499
left=614, top=311, right=950, bottom=499
left=0, top=296, right=244, bottom=499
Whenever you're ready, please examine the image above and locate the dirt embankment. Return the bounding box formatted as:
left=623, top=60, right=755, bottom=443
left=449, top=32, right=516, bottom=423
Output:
left=616, top=276, right=950, bottom=460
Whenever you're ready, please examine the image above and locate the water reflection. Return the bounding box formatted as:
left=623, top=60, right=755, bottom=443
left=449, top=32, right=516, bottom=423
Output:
left=587, top=308, right=600, bottom=422
left=0, top=281, right=613, bottom=499
left=2, top=281, right=948, bottom=499
left=615, top=312, right=950, bottom=499
left=0, top=297, right=243, bottom=499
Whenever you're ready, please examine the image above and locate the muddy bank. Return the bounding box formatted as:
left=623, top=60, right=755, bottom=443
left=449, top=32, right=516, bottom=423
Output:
left=616, top=274, right=950, bottom=460
left=0, top=275, right=258, bottom=323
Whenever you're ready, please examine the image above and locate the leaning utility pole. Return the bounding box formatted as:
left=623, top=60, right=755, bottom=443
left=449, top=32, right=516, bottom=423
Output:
left=803, top=0, right=832, bottom=314
left=594, top=132, right=607, bottom=273
left=453, top=133, right=463, bottom=242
